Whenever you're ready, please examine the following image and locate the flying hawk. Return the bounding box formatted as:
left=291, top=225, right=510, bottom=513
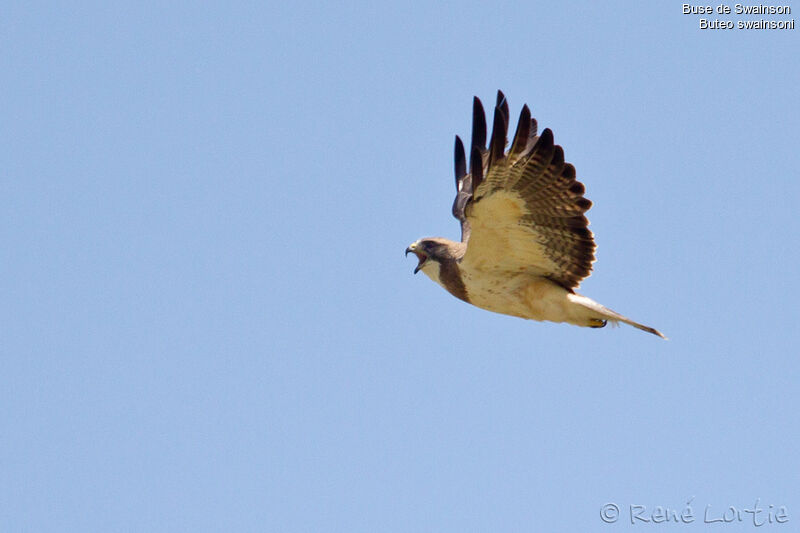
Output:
left=406, top=91, right=665, bottom=338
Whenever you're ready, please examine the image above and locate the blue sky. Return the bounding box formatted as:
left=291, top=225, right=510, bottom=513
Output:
left=2, top=2, right=798, bottom=531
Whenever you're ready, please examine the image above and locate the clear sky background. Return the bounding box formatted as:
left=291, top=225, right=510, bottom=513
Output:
left=2, top=2, right=798, bottom=531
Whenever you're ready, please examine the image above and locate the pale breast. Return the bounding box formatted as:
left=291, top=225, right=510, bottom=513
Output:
left=458, top=267, right=533, bottom=319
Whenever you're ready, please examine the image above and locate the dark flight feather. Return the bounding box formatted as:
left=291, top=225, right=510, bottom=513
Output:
left=470, top=146, right=484, bottom=192
left=471, top=97, right=486, bottom=152
left=496, top=90, right=509, bottom=127
left=488, top=105, right=508, bottom=167
left=509, top=105, right=531, bottom=159
left=454, top=135, right=467, bottom=185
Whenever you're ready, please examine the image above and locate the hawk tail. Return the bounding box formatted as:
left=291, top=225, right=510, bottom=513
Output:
left=568, top=293, right=667, bottom=339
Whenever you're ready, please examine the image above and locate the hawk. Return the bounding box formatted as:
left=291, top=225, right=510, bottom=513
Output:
left=406, top=91, right=665, bottom=338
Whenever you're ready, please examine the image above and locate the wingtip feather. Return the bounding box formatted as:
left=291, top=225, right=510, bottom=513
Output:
left=510, top=104, right=531, bottom=158
left=470, top=146, right=483, bottom=190
left=454, top=135, right=466, bottom=188
left=488, top=105, right=508, bottom=165
left=471, top=97, right=486, bottom=151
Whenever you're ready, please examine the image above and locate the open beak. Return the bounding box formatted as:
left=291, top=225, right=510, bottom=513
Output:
left=405, top=246, right=427, bottom=275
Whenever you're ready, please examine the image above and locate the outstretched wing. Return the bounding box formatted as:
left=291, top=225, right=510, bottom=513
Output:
left=453, top=91, right=595, bottom=290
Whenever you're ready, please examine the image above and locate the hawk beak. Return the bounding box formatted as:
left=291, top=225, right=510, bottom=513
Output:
left=406, top=246, right=427, bottom=274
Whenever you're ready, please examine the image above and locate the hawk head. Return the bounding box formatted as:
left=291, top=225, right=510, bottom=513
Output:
left=405, top=238, right=463, bottom=275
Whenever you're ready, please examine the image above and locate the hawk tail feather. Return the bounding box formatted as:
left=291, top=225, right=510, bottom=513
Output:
left=569, top=293, right=667, bottom=339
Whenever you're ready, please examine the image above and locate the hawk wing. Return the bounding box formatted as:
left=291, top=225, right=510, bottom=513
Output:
left=452, top=91, right=595, bottom=290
